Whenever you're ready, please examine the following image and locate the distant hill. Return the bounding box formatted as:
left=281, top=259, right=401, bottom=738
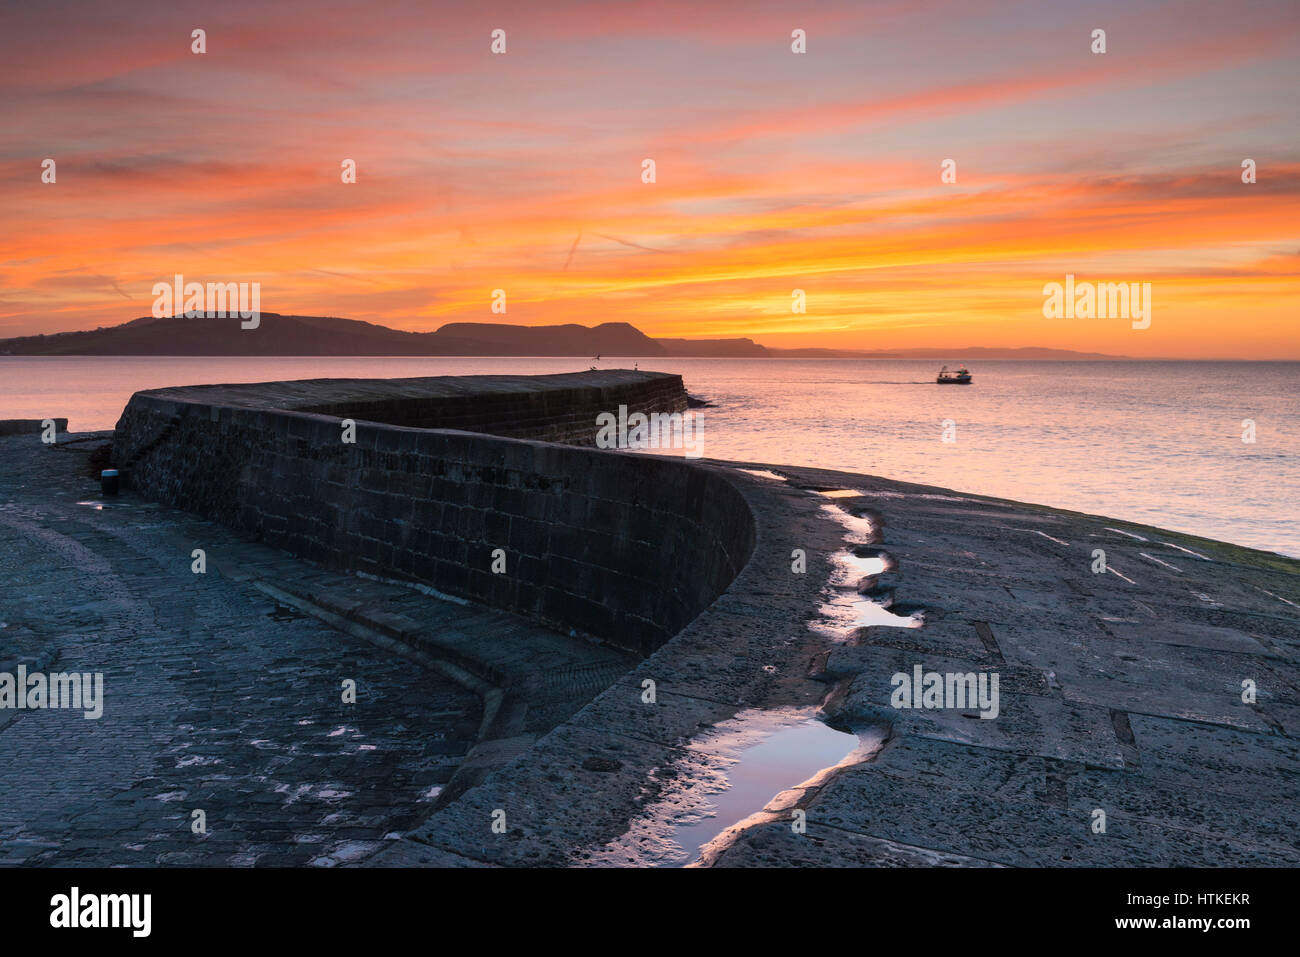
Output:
left=0, top=313, right=1128, bottom=359
left=0, top=315, right=681, bottom=357
left=0, top=314, right=430, bottom=356
left=433, top=321, right=669, bottom=356
left=657, top=336, right=767, bottom=357
left=766, top=347, right=903, bottom=358
left=0, top=314, right=770, bottom=357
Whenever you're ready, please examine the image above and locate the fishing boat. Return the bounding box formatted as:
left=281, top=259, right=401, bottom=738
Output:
left=936, top=365, right=972, bottom=384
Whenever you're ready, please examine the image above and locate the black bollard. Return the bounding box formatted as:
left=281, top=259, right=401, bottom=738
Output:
left=101, top=469, right=119, bottom=496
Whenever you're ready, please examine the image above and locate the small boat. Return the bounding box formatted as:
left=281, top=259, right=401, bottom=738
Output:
left=936, top=365, right=972, bottom=384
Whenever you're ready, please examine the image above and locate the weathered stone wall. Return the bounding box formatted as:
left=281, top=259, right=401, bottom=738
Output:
left=118, top=371, right=689, bottom=445
left=296, top=374, right=688, bottom=444
left=0, top=418, right=66, bottom=436
left=112, top=373, right=753, bottom=656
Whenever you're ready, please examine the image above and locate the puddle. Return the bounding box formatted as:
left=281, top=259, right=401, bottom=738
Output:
left=818, top=503, right=879, bottom=543
left=319, top=840, right=381, bottom=864
left=592, top=485, right=910, bottom=867
left=815, top=489, right=975, bottom=504
left=75, top=496, right=143, bottom=510
left=669, top=714, right=865, bottom=867
left=815, top=593, right=925, bottom=635
left=1161, top=541, right=1210, bottom=560
left=1028, top=529, right=1070, bottom=546
left=175, top=755, right=221, bottom=768
left=814, top=546, right=923, bottom=638
left=809, top=494, right=924, bottom=637
left=737, top=469, right=787, bottom=482
left=1139, top=552, right=1181, bottom=572
left=833, top=552, right=891, bottom=580
left=1253, top=586, right=1299, bottom=609
left=593, top=709, right=879, bottom=867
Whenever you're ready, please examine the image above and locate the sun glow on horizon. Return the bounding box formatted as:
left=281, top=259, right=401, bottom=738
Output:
left=2, top=0, right=1298, bottom=358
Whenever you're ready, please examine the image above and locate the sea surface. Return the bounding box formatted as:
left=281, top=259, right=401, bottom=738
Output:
left=2, top=356, right=1296, bottom=557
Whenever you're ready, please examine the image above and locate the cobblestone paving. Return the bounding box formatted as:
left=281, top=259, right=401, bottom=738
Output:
left=0, top=434, right=482, bottom=866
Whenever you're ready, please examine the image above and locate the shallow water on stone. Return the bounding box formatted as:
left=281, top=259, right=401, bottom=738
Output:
left=665, top=710, right=862, bottom=866
left=832, top=552, right=891, bottom=582
left=815, top=547, right=923, bottom=636
left=814, top=594, right=924, bottom=635
left=588, top=708, right=874, bottom=867
left=1160, top=541, right=1211, bottom=561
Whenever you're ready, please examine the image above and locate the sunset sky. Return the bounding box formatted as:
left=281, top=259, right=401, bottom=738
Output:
left=2, top=0, right=1298, bottom=357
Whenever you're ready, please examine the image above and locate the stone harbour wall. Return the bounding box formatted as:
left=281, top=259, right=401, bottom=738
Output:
left=0, top=418, right=67, bottom=436
left=112, top=372, right=753, bottom=656
left=295, top=372, right=688, bottom=444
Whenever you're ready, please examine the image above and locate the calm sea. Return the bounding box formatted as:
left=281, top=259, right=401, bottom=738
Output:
left=2, top=356, right=1297, bottom=557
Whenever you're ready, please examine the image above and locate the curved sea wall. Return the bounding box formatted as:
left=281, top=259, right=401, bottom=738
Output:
left=112, top=371, right=753, bottom=656
left=0, top=417, right=67, bottom=436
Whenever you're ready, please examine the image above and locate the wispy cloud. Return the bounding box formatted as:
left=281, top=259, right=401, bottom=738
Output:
left=1, top=0, right=1298, bottom=356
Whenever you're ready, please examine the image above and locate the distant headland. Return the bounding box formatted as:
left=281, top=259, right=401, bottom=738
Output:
left=0, top=313, right=1130, bottom=360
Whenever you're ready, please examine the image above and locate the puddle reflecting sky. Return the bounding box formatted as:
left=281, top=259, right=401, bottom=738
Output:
left=589, top=708, right=884, bottom=868
left=667, top=713, right=861, bottom=866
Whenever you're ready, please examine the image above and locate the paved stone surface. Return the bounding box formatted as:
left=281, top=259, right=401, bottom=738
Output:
left=386, top=459, right=1299, bottom=867
left=0, top=432, right=625, bottom=866
left=708, top=465, right=1300, bottom=867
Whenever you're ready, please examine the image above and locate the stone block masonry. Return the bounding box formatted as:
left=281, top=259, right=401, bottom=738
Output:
left=113, top=371, right=752, bottom=657
left=0, top=418, right=67, bottom=436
